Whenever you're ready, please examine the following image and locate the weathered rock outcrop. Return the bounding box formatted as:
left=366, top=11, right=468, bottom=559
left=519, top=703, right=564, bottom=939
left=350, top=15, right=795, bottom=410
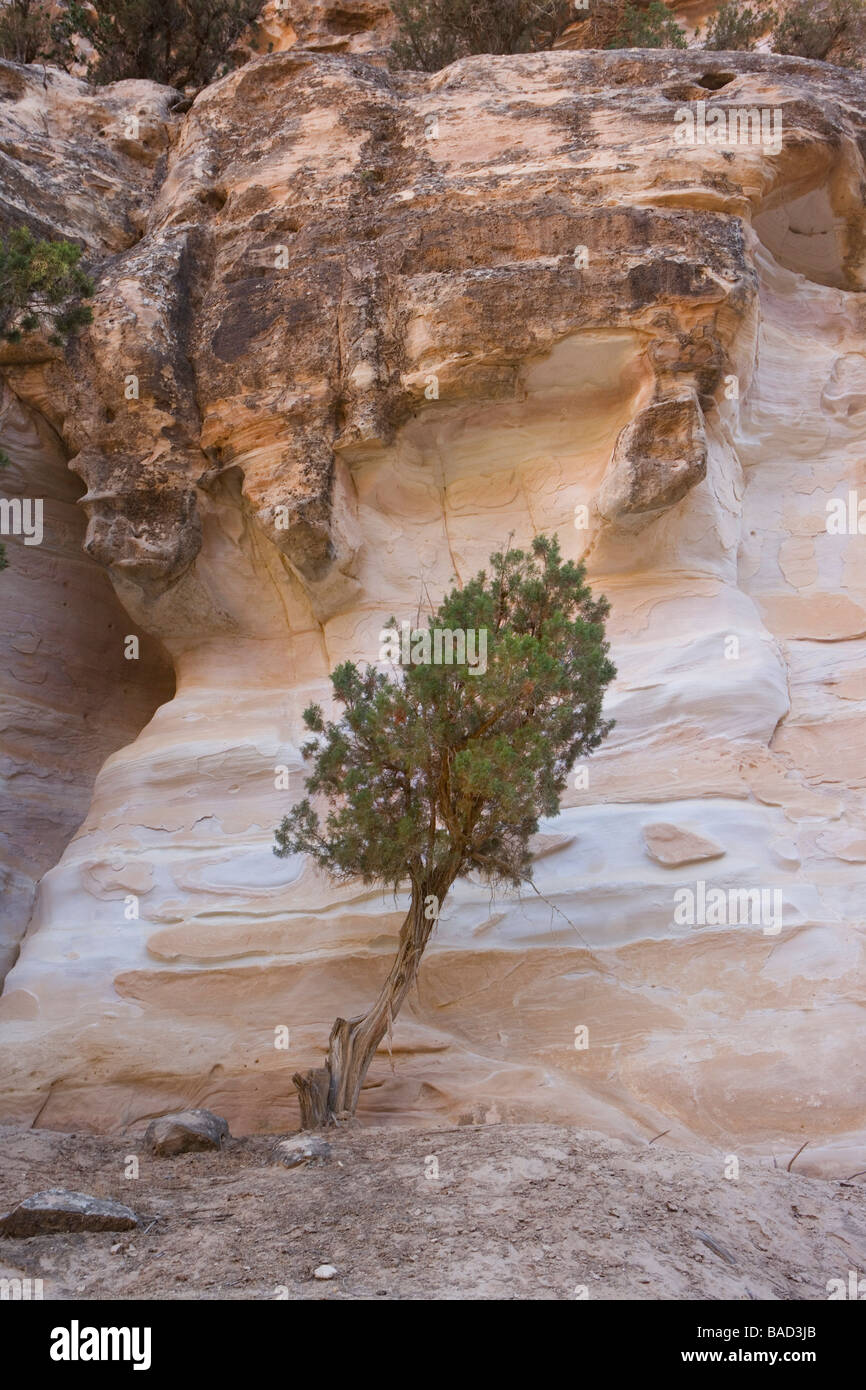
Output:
left=254, top=0, right=395, bottom=57
left=1, top=47, right=865, bottom=1173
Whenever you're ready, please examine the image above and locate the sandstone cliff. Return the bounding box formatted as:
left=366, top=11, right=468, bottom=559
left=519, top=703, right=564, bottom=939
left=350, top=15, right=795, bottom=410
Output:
left=0, top=46, right=865, bottom=1172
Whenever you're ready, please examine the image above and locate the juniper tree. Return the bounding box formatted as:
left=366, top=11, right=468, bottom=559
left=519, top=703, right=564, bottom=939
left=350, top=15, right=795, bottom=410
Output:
left=275, top=535, right=616, bottom=1128
left=0, top=227, right=93, bottom=345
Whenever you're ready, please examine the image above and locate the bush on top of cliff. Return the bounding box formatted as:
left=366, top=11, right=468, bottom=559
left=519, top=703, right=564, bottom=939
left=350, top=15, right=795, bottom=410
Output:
left=608, top=1, right=687, bottom=48
left=0, top=0, right=57, bottom=63
left=771, top=0, right=866, bottom=66
left=0, top=0, right=260, bottom=88
left=0, top=226, right=93, bottom=345
left=700, top=1, right=776, bottom=50
left=390, top=0, right=575, bottom=70
left=53, top=0, right=261, bottom=87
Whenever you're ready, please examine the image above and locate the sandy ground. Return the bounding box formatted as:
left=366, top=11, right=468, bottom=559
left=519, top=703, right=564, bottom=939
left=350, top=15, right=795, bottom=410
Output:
left=0, top=1122, right=864, bottom=1300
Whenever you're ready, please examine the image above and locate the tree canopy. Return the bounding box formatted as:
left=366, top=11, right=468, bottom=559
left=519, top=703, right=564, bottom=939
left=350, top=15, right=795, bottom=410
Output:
left=0, top=226, right=93, bottom=345
left=276, top=534, right=616, bottom=898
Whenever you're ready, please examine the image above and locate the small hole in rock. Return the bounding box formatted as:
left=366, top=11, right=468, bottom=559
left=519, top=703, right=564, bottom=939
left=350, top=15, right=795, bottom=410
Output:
left=198, top=186, right=228, bottom=211
left=698, top=72, right=736, bottom=90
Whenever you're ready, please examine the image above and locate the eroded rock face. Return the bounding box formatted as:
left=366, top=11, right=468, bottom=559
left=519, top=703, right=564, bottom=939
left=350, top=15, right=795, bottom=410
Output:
left=255, top=0, right=396, bottom=57
left=0, top=386, right=174, bottom=980
left=0, top=65, right=178, bottom=977
left=1, top=49, right=866, bottom=1173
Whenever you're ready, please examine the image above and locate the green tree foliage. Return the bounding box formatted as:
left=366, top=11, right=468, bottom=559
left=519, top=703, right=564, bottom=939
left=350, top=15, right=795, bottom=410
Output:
left=0, top=227, right=93, bottom=344
left=390, top=0, right=575, bottom=72
left=57, top=0, right=260, bottom=88
left=701, top=0, right=776, bottom=50
left=608, top=1, right=688, bottom=48
left=771, top=0, right=865, bottom=65
left=275, top=536, right=616, bottom=1125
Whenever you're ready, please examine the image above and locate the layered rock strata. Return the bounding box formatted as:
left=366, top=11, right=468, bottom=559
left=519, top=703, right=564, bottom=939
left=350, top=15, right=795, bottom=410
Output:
left=0, top=49, right=864, bottom=1172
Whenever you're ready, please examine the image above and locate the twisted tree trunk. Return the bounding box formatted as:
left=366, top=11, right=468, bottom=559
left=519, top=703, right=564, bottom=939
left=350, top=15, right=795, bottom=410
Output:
left=293, top=869, right=455, bottom=1128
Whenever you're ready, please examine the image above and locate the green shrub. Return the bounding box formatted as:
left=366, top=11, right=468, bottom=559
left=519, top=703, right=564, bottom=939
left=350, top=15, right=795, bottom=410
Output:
left=702, top=0, right=776, bottom=50
left=608, top=1, right=688, bottom=49
left=771, top=0, right=866, bottom=65
left=390, top=0, right=575, bottom=72
left=58, top=0, right=261, bottom=88
left=0, top=227, right=93, bottom=344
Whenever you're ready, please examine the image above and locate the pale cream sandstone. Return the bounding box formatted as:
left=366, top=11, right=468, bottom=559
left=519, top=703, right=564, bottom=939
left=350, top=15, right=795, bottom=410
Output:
left=0, top=49, right=864, bottom=1175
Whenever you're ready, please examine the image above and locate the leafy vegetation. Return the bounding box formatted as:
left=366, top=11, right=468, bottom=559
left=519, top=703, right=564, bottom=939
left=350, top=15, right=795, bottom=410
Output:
left=0, top=227, right=93, bottom=345
left=57, top=0, right=260, bottom=87
left=0, top=0, right=55, bottom=63
left=608, top=1, right=688, bottom=49
left=0, top=0, right=260, bottom=87
left=390, top=0, right=575, bottom=72
left=771, top=0, right=865, bottom=65
left=275, top=536, right=616, bottom=1126
left=701, top=0, right=776, bottom=50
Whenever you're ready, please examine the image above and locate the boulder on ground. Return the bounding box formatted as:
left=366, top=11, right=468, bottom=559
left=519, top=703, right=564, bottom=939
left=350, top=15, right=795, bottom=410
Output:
left=276, top=1135, right=332, bottom=1168
left=145, top=1108, right=229, bottom=1157
left=0, top=1189, right=138, bottom=1238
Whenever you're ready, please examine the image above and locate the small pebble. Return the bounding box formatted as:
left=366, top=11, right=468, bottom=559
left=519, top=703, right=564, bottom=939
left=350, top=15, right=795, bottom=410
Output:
left=314, top=1264, right=338, bottom=1280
